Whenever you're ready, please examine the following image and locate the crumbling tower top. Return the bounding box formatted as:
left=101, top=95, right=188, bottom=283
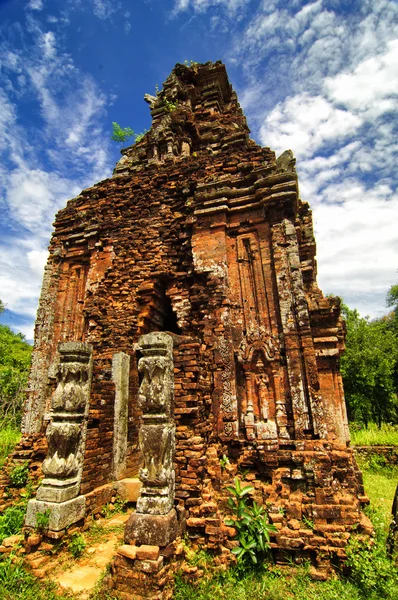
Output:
left=114, top=60, right=252, bottom=175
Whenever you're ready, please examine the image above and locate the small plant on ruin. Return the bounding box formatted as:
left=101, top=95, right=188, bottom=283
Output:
left=9, top=462, right=29, bottom=488
left=302, top=515, right=314, bottom=530
left=219, top=454, right=230, bottom=470
left=163, top=98, right=178, bottom=113
left=101, top=497, right=127, bottom=518
left=111, top=122, right=145, bottom=145
left=0, top=505, right=26, bottom=541
left=225, top=478, right=277, bottom=565
left=36, top=508, right=50, bottom=531
left=68, top=532, right=86, bottom=558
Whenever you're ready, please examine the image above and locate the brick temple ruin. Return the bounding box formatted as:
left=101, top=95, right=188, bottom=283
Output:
left=10, top=61, right=371, bottom=596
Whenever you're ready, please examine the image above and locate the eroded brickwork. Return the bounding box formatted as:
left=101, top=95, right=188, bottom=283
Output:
left=18, top=61, right=368, bottom=592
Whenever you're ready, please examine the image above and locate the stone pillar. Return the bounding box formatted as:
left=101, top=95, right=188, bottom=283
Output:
left=25, top=342, right=93, bottom=532
left=112, top=352, right=130, bottom=480
left=125, top=332, right=178, bottom=547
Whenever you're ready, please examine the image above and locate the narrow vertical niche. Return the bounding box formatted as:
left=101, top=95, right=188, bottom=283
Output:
left=139, top=279, right=181, bottom=335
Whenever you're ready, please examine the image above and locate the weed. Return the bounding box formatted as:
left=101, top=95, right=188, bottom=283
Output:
left=0, top=553, right=73, bottom=599
left=225, top=477, right=277, bottom=565
left=302, top=515, right=315, bottom=530
left=345, top=533, right=398, bottom=598
left=9, top=462, right=29, bottom=488
left=36, top=508, right=50, bottom=531
left=163, top=98, right=178, bottom=113
left=0, top=427, right=21, bottom=467
left=0, top=504, right=25, bottom=541
left=101, top=497, right=127, bottom=518
left=68, top=532, right=86, bottom=558
left=219, top=454, right=230, bottom=470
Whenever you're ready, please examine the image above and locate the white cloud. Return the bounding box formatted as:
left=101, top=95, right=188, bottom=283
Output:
left=260, top=94, right=362, bottom=157
left=326, top=39, right=398, bottom=113
left=312, top=180, right=398, bottom=317
left=172, top=0, right=250, bottom=16
left=92, top=0, right=121, bottom=20
left=28, top=0, right=44, bottom=10
left=5, top=167, right=80, bottom=236
left=0, top=11, right=112, bottom=330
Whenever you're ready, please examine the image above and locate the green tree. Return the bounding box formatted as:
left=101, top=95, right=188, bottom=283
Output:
left=387, top=283, right=398, bottom=325
left=341, top=303, right=398, bottom=427
left=0, top=306, right=32, bottom=428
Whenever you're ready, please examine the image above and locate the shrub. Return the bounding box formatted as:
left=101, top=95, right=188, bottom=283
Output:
left=345, top=534, right=398, bottom=598
left=68, top=532, right=86, bottom=558
left=225, top=478, right=277, bottom=565
left=9, top=462, right=29, bottom=488
left=0, top=505, right=25, bottom=541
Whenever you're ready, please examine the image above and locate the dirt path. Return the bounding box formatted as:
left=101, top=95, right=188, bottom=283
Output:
left=50, top=513, right=129, bottom=598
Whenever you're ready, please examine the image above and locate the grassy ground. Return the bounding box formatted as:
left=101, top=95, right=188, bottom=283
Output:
left=0, top=426, right=20, bottom=467
left=349, top=423, right=398, bottom=446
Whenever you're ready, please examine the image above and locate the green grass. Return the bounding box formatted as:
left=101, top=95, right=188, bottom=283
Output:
left=0, top=555, right=75, bottom=600
left=349, top=422, right=398, bottom=446
left=357, top=456, right=398, bottom=525
left=175, top=561, right=364, bottom=600
left=0, top=426, right=21, bottom=467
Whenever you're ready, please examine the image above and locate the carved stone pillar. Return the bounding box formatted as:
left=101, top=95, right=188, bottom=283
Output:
left=25, top=342, right=92, bottom=531
left=125, top=332, right=178, bottom=547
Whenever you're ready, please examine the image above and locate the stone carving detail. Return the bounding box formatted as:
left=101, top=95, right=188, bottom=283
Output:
left=219, top=336, right=238, bottom=437
left=136, top=332, right=175, bottom=515
left=36, top=342, right=93, bottom=503
left=236, top=332, right=283, bottom=441
left=237, top=328, right=278, bottom=365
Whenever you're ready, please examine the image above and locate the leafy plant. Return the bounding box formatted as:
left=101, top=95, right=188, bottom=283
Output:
left=101, top=497, right=127, bottom=518
left=219, top=454, right=230, bottom=470
left=302, top=515, right=314, bottom=530
left=183, top=60, right=198, bottom=67
left=225, top=478, right=277, bottom=565
left=0, top=505, right=26, bottom=541
left=36, top=509, right=50, bottom=531
left=111, top=122, right=145, bottom=145
left=9, top=462, right=29, bottom=488
left=68, top=532, right=86, bottom=558
left=345, top=534, right=398, bottom=598
left=163, top=98, right=178, bottom=113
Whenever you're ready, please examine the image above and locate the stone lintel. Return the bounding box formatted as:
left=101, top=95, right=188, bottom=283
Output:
left=124, top=508, right=178, bottom=547
left=25, top=496, right=86, bottom=531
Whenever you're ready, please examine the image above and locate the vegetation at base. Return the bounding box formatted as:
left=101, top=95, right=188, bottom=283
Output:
left=349, top=422, right=398, bottom=446
left=0, top=504, right=26, bottom=542
left=0, top=427, right=21, bottom=467
left=68, top=533, right=86, bottom=558
left=0, top=301, right=32, bottom=431
left=0, top=554, right=75, bottom=600
left=341, top=282, right=398, bottom=428
left=9, top=462, right=29, bottom=488
left=225, top=478, right=277, bottom=564
left=175, top=559, right=364, bottom=600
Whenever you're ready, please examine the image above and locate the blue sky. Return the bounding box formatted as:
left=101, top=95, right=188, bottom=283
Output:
left=0, top=0, right=397, bottom=342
